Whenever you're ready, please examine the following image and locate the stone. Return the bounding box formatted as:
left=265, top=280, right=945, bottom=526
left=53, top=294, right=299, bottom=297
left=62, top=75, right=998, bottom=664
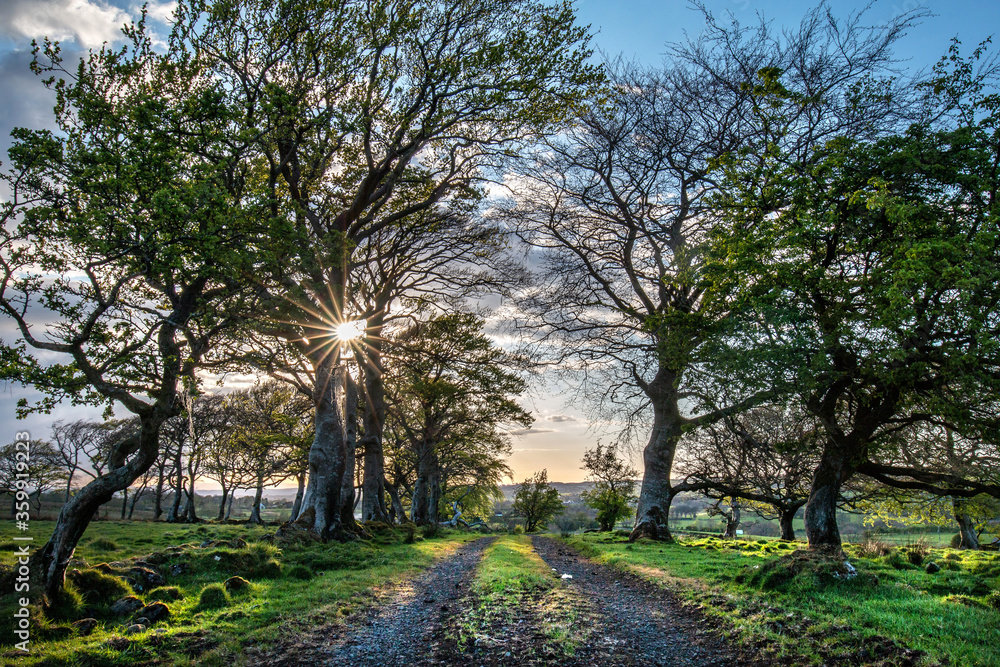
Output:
left=72, top=618, right=100, bottom=636
left=126, top=566, right=166, bottom=592
left=169, top=563, right=190, bottom=577
left=124, top=623, right=148, bottom=635
left=110, top=596, right=144, bottom=616
left=135, top=602, right=170, bottom=623
left=925, top=562, right=941, bottom=574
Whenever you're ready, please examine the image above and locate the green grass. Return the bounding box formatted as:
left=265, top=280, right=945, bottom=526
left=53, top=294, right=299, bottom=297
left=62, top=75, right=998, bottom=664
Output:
left=565, top=533, right=1000, bottom=667
left=0, top=520, right=480, bottom=666
left=453, top=535, right=587, bottom=657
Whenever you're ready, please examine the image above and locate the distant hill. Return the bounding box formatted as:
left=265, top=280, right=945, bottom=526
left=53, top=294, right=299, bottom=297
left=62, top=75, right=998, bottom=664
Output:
left=499, top=481, right=595, bottom=501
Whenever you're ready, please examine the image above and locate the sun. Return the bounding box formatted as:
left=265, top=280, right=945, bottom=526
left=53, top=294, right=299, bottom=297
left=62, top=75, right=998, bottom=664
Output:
left=335, top=320, right=366, bottom=342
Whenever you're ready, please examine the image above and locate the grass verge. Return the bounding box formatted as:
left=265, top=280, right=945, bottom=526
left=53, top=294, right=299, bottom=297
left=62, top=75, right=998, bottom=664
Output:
left=0, top=520, right=480, bottom=666
left=565, top=533, right=1000, bottom=667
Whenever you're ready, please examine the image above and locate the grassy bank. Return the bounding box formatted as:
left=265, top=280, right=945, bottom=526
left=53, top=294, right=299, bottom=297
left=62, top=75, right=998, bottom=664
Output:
left=565, top=533, right=1000, bottom=667
left=0, top=520, right=479, bottom=666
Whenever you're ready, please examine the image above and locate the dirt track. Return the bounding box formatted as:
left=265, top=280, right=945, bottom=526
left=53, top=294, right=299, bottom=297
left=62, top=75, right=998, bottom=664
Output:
left=263, top=534, right=744, bottom=666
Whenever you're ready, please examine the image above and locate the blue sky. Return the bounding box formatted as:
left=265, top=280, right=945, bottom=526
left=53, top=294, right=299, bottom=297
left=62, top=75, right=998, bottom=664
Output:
left=0, top=0, right=997, bottom=483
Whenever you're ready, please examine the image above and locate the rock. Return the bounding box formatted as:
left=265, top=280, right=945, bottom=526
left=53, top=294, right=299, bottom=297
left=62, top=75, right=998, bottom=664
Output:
left=107, top=636, right=131, bottom=651
left=126, top=566, right=166, bottom=592
left=926, top=562, right=941, bottom=574
left=200, top=540, right=213, bottom=548
left=72, top=618, right=100, bottom=636
left=94, top=563, right=117, bottom=575
left=169, top=563, right=190, bottom=577
left=224, top=576, right=251, bottom=593
left=110, top=596, right=145, bottom=616
left=135, top=602, right=170, bottom=623
left=166, top=545, right=185, bottom=553
left=124, top=623, right=148, bottom=635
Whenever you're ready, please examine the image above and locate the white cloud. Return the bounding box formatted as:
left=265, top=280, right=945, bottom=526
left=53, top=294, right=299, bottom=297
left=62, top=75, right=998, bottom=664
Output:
left=141, top=1, right=177, bottom=23
left=0, top=0, right=131, bottom=49
left=510, top=427, right=556, bottom=436
left=545, top=414, right=577, bottom=423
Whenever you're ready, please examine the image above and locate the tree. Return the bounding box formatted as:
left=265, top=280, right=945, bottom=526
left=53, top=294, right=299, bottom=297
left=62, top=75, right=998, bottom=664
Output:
left=676, top=406, right=818, bottom=540
left=580, top=444, right=637, bottom=531
left=707, top=43, right=1000, bottom=549
left=176, top=0, right=599, bottom=539
left=386, top=312, right=529, bottom=525
left=502, top=5, right=920, bottom=541
left=225, top=381, right=313, bottom=524
left=512, top=469, right=564, bottom=532
left=850, top=424, right=1000, bottom=549
left=0, top=12, right=281, bottom=599
left=0, top=440, right=66, bottom=518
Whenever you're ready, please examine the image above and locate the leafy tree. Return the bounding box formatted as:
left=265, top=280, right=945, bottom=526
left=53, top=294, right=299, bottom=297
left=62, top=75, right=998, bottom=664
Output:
left=707, top=43, right=1000, bottom=549
left=0, top=12, right=282, bottom=599
left=502, top=5, right=919, bottom=540
left=177, top=0, right=599, bottom=538
left=225, top=381, right=313, bottom=524
left=580, top=444, right=637, bottom=531
left=512, top=469, right=564, bottom=532
left=386, top=312, right=528, bottom=524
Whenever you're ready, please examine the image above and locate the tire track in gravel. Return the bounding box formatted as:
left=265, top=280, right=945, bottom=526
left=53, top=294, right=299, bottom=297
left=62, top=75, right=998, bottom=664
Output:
left=317, top=535, right=495, bottom=666
left=530, top=536, right=744, bottom=667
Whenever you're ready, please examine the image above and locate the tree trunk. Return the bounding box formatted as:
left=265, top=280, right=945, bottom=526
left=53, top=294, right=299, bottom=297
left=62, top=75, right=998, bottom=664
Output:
left=803, top=441, right=855, bottom=550
left=340, top=375, right=360, bottom=529
left=127, top=487, right=144, bottom=519
left=360, top=332, right=391, bottom=522
left=250, top=476, right=265, bottom=524
left=224, top=493, right=234, bottom=521
left=293, top=357, right=348, bottom=538
left=953, top=498, right=980, bottom=549
left=32, top=414, right=166, bottom=603
left=723, top=502, right=741, bottom=539
left=217, top=486, right=229, bottom=521
left=630, top=369, right=683, bottom=541
left=154, top=463, right=165, bottom=521
left=120, top=487, right=128, bottom=520
left=411, top=441, right=440, bottom=525
left=387, top=484, right=406, bottom=524
left=182, top=488, right=196, bottom=523
left=290, top=474, right=305, bottom=522
left=167, top=444, right=183, bottom=523
left=779, top=506, right=798, bottom=541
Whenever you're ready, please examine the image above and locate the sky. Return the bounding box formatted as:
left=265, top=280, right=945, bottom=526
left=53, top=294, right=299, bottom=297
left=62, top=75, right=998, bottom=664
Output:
left=1, top=0, right=997, bottom=484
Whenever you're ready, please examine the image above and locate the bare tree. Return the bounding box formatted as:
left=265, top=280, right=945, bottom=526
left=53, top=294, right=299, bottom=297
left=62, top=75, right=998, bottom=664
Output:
left=502, top=5, right=922, bottom=540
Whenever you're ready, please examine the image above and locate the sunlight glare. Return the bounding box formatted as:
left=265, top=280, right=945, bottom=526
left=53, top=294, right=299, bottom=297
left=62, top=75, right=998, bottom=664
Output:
left=335, top=320, right=366, bottom=342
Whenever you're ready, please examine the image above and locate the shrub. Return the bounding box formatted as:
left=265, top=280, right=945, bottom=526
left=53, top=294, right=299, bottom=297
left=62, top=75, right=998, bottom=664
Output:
left=66, top=569, right=131, bottom=605
left=88, top=538, right=119, bottom=551
left=147, top=587, right=184, bottom=602
left=224, top=577, right=251, bottom=594
left=422, top=523, right=442, bottom=539
left=906, top=541, right=929, bottom=566
left=951, top=533, right=963, bottom=549
left=857, top=540, right=893, bottom=560
left=511, top=525, right=524, bottom=535
left=197, top=584, right=230, bottom=609
left=286, top=565, right=313, bottom=580
left=402, top=523, right=417, bottom=544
